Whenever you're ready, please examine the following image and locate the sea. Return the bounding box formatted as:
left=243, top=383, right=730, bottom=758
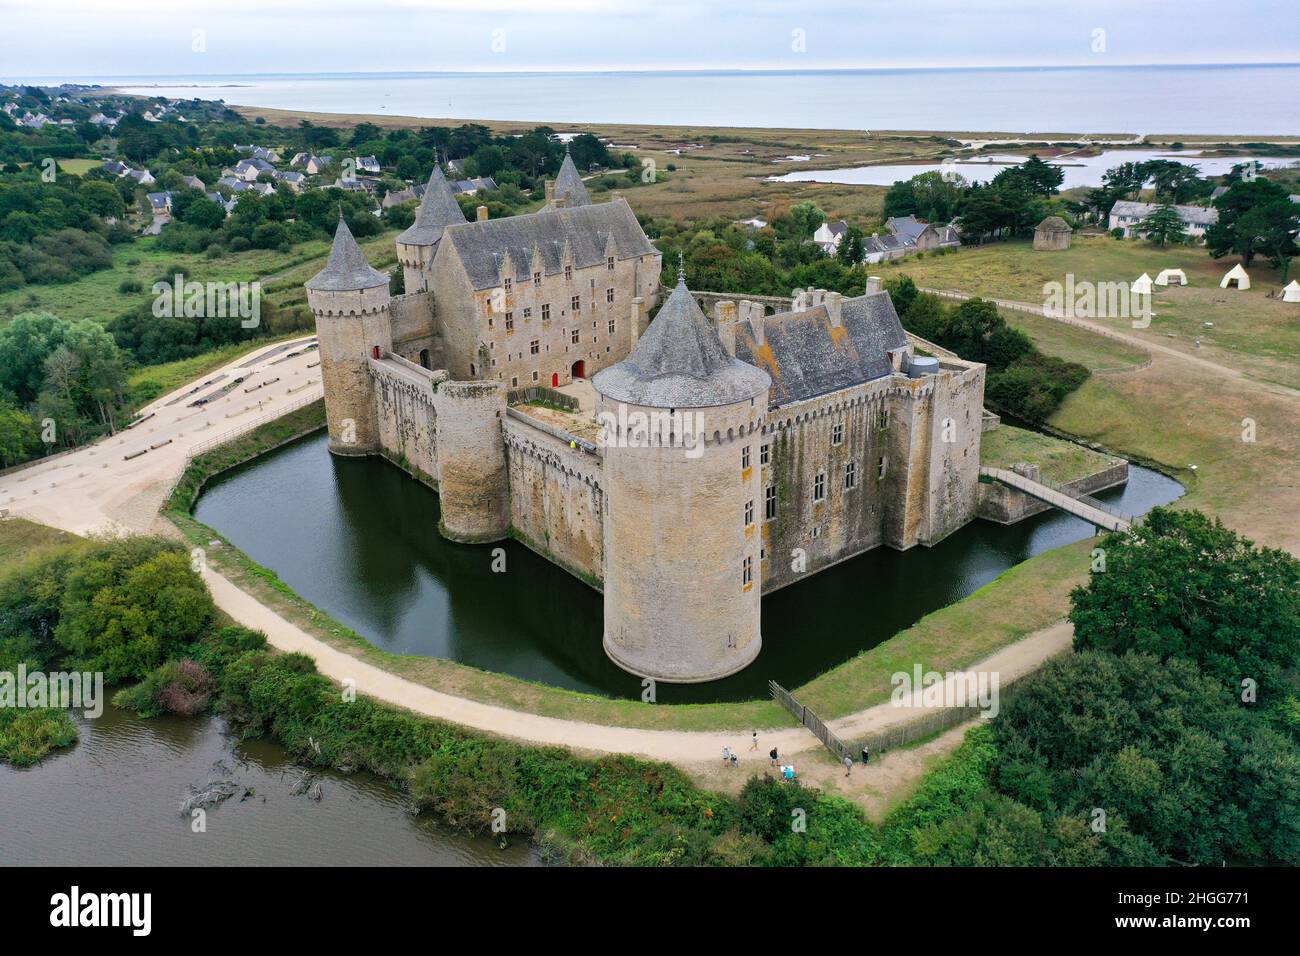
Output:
left=14, top=63, right=1300, bottom=136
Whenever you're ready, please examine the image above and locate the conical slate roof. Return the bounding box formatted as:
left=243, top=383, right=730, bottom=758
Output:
left=553, top=151, right=591, bottom=208
left=592, top=276, right=770, bottom=408
left=306, top=216, right=389, bottom=292
left=398, top=166, right=467, bottom=246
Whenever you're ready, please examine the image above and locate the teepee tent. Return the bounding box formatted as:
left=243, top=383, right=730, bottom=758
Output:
left=1155, top=268, right=1188, bottom=287
left=1131, top=272, right=1153, bottom=294
left=1283, top=279, right=1300, bottom=303
left=1220, top=264, right=1251, bottom=290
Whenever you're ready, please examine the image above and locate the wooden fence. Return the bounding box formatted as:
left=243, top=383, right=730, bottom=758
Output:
left=855, top=673, right=1028, bottom=758
left=769, top=681, right=855, bottom=764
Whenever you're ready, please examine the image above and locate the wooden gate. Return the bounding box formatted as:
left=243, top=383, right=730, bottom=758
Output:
left=769, top=681, right=854, bottom=764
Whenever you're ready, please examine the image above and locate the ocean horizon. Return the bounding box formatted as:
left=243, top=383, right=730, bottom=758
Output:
left=7, top=63, right=1300, bottom=135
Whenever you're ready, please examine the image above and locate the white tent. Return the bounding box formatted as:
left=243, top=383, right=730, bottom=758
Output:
left=1155, top=268, right=1188, bottom=287
left=1283, top=280, right=1300, bottom=303
left=1131, top=272, right=1153, bottom=294
left=1220, top=264, right=1251, bottom=290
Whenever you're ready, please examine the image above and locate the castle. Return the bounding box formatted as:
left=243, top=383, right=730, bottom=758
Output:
left=306, top=152, right=987, bottom=683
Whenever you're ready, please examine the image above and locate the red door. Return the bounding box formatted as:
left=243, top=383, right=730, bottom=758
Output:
left=571, top=360, right=585, bottom=379
left=552, top=372, right=559, bottom=387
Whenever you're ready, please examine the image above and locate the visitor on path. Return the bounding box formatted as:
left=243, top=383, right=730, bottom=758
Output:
left=751, top=731, right=758, bottom=750
left=862, top=744, right=870, bottom=765
left=722, top=745, right=732, bottom=765
left=730, top=753, right=738, bottom=768
left=843, top=754, right=853, bottom=777
left=782, top=765, right=797, bottom=782
left=769, top=747, right=779, bottom=767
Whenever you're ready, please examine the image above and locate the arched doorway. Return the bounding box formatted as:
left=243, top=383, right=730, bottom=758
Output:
left=571, top=360, right=585, bottom=380
left=551, top=372, right=559, bottom=387
left=419, top=348, right=430, bottom=369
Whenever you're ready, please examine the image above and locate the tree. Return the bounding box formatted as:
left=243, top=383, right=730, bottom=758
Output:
left=836, top=226, right=865, bottom=265
left=1207, top=177, right=1292, bottom=265
left=1238, top=202, right=1299, bottom=281
left=1137, top=202, right=1188, bottom=247
left=787, top=201, right=826, bottom=239
left=0, top=394, right=37, bottom=467
left=1070, top=508, right=1300, bottom=699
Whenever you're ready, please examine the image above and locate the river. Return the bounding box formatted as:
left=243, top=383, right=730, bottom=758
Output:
left=0, top=702, right=540, bottom=866
left=192, top=430, right=1183, bottom=704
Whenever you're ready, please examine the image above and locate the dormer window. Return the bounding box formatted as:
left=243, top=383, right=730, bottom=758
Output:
left=533, top=271, right=542, bottom=286
left=564, top=265, right=572, bottom=281
left=607, top=256, right=615, bottom=271
left=503, top=277, right=512, bottom=293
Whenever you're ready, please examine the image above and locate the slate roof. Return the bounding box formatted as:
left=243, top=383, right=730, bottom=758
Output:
left=1111, top=200, right=1218, bottom=227
left=886, top=215, right=929, bottom=241
left=734, top=291, right=909, bottom=407
left=306, top=217, right=389, bottom=292
left=397, top=166, right=467, bottom=247
left=553, top=152, right=592, bottom=207
left=442, top=197, right=656, bottom=291
left=592, top=277, right=770, bottom=409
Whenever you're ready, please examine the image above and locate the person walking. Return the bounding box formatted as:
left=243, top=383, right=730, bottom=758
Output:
left=750, top=731, right=758, bottom=751
left=722, top=745, right=732, bottom=766
left=843, top=754, right=853, bottom=777
left=769, top=747, right=779, bottom=767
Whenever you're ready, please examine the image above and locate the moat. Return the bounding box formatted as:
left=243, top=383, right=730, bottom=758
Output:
left=194, top=431, right=1182, bottom=704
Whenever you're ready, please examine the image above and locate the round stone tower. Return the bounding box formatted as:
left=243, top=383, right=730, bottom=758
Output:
left=592, top=275, right=771, bottom=683
left=432, top=380, right=510, bottom=543
left=306, top=216, right=392, bottom=457
left=395, top=166, right=467, bottom=292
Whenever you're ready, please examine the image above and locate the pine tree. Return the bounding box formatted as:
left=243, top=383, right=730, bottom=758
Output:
left=1137, top=203, right=1187, bottom=247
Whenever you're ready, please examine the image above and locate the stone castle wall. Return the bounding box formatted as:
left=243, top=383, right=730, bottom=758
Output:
left=370, top=356, right=441, bottom=483
left=502, top=412, right=605, bottom=586
left=431, top=381, right=510, bottom=542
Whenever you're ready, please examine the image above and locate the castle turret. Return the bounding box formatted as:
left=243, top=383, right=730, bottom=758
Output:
left=432, top=380, right=510, bottom=543
left=592, top=273, right=771, bottom=683
left=550, top=148, right=592, bottom=209
left=306, top=216, right=392, bottom=456
left=396, top=166, right=466, bottom=292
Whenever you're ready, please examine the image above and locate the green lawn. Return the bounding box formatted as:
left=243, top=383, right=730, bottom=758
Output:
left=980, top=424, right=1120, bottom=484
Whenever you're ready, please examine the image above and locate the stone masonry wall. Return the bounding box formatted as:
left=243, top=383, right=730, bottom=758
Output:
left=370, top=357, right=439, bottom=483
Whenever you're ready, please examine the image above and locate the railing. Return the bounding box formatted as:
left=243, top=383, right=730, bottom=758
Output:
left=507, top=384, right=579, bottom=412
left=980, top=466, right=1133, bottom=530
left=856, top=673, right=1028, bottom=757
left=770, top=681, right=855, bottom=764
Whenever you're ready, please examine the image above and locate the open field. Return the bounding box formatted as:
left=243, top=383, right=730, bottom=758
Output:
left=887, top=236, right=1300, bottom=388
left=980, top=424, right=1121, bottom=484
left=0, top=517, right=80, bottom=574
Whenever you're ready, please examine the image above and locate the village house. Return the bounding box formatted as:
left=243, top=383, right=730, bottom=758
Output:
left=813, top=219, right=849, bottom=255
left=305, top=155, right=334, bottom=175
left=275, top=170, right=307, bottom=191
left=1108, top=200, right=1219, bottom=239
left=232, top=157, right=277, bottom=182
left=355, top=155, right=381, bottom=173
left=452, top=177, right=498, bottom=196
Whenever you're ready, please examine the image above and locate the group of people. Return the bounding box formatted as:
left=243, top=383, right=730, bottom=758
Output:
left=720, top=732, right=871, bottom=781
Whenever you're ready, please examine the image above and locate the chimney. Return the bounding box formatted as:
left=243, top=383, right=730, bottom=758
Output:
left=630, top=296, right=646, bottom=350
left=476, top=205, right=488, bottom=222
left=715, top=300, right=738, bottom=356
left=813, top=288, right=827, bottom=307
left=544, top=180, right=555, bottom=206
left=866, top=276, right=883, bottom=294
left=744, top=300, right=765, bottom=347
left=825, top=291, right=843, bottom=328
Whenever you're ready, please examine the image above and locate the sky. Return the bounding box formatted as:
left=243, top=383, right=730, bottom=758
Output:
left=2, top=0, right=1297, bottom=79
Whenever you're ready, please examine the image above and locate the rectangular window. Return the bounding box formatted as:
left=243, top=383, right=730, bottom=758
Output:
left=742, top=445, right=751, bottom=470
left=760, top=443, right=770, bottom=465
left=845, top=461, right=857, bottom=489
left=533, top=271, right=542, bottom=286
left=764, top=485, right=777, bottom=521
left=505, top=313, right=514, bottom=332
left=832, top=422, right=844, bottom=445
left=880, top=408, right=889, bottom=430
left=571, top=328, right=580, bottom=345
left=532, top=370, right=539, bottom=382
left=607, top=255, right=615, bottom=271
left=564, top=265, right=572, bottom=281
left=503, top=277, right=512, bottom=293
left=742, top=555, right=753, bottom=588
left=744, top=499, right=754, bottom=526
left=572, top=294, right=581, bottom=312
left=541, top=303, right=551, bottom=321
left=607, top=319, right=616, bottom=336
left=813, top=472, right=826, bottom=502
left=522, top=307, right=532, bottom=319
left=530, top=339, right=540, bottom=355
left=510, top=376, right=518, bottom=387
left=606, top=287, right=615, bottom=304
left=878, top=456, right=887, bottom=480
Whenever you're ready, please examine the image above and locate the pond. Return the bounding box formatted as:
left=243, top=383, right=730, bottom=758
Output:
left=192, top=431, right=1183, bottom=704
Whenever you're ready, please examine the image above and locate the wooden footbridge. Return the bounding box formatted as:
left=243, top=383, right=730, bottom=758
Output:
left=979, top=466, right=1133, bottom=533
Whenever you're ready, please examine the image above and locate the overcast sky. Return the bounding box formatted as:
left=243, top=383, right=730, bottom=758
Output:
left=3, top=0, right=1296, bottom=79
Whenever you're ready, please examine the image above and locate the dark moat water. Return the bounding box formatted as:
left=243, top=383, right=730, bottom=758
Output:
left=0, top=703, right=540, bottom=866
left=193, top=431, right=1183, bottom=704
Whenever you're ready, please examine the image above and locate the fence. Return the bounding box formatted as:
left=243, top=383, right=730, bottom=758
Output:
left=769, top=681, right=854, bottom=764
left=507, top=385, right=579, bottom=412
left=856, top=673, right=1029, bottom=757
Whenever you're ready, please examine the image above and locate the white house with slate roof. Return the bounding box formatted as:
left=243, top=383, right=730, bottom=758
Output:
left=1109, top=200, right=1218, bottom=239
left=307, top=153, right=984, bottom=683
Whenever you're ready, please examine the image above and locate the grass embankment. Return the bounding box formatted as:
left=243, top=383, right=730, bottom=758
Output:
left=163, top=401, right=1093, bottom=733
left=891, top=235, right=1300, bottom=389
left=126, top=333, right=310, bottom=412
left=980, top=424, right=1121, bottom=484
